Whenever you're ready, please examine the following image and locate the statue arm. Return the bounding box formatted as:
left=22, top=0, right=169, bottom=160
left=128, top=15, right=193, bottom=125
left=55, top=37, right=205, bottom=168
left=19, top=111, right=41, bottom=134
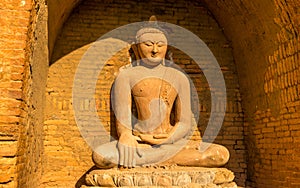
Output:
left=167, top=76, right=192, bottom=143
left=113, top=73, right=132, bottom=136
left=113, top=73, right=140, bottom=168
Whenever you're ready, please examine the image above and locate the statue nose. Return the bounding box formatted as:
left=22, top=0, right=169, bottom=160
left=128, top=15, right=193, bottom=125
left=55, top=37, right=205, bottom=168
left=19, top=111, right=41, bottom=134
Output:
left=152, top=44, right=158, bottom=54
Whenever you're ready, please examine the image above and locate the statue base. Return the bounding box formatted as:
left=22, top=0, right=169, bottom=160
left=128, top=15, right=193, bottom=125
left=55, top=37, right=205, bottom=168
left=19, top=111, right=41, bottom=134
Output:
left=81, top=166, right=237, bottom=187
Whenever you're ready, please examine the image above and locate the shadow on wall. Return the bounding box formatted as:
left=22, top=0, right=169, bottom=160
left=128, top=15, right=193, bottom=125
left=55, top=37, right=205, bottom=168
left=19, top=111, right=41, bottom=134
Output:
left=75, top=166, right=98, bottom=188
left=50, top=0, right=208, bottom=65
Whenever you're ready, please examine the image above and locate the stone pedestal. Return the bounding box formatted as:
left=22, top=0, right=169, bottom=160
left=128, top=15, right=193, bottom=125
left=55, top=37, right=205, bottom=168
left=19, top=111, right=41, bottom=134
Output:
left=81, top=166, right=237, bottom=187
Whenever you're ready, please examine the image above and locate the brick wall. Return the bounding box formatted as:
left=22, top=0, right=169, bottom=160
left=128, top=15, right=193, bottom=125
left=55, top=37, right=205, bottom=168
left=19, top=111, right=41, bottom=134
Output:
left=45, top=0, right=246, bottom=187
left=204, top=0, right=300, bottom=187
left=0, top=0, right=33, bottom=187
left=247, top=0, right=300, bottom=187
left=17, top=0, right=48, bottom=187
left=0, top=0, right=48, bottom=187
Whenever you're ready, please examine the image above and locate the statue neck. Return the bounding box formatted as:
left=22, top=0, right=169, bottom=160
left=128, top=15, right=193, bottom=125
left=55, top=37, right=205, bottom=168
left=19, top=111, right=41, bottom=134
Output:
left=139, top=60, right=164, bottom=69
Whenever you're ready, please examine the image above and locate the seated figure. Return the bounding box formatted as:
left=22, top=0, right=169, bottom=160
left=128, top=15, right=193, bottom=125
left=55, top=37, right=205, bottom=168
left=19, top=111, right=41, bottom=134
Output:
left=92, top=17, right=230, bottom=169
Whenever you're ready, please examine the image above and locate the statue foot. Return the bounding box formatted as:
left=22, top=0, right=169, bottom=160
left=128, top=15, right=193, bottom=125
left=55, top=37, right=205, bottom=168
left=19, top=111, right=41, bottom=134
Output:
left=169, top=142, right=230, bottom=167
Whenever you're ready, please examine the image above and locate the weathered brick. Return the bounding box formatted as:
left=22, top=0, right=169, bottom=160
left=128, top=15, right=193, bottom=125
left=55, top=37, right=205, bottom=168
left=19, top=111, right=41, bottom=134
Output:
left=289, top=124, right=300, bottom=130
left=0, top=108, right=21, bottom=116
left=0, top=142, right=17, bottom=157
left=262, top=127, right=274, bottom=133
left=0, top=116, right=19, bottom=124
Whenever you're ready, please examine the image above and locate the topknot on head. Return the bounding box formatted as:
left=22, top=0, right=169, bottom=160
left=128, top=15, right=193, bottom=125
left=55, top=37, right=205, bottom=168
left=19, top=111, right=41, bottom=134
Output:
left=135, top=15, right=168, bottom=43
left=149, top=15, right=157, bottom=22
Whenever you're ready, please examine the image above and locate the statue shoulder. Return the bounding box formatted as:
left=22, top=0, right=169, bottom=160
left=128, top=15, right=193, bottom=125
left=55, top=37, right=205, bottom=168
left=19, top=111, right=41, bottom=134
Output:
left=115, top=66, right=140, bottom=81
left=115, top=67, right=131, bottom=83
left=118, top=63, right=133, bottom=72
left=167, top=66, right=190, bottom=84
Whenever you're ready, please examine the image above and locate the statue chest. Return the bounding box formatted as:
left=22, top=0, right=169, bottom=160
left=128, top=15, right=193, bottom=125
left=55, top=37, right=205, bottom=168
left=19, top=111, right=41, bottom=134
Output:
left=131, top=78, right=177, bottom=105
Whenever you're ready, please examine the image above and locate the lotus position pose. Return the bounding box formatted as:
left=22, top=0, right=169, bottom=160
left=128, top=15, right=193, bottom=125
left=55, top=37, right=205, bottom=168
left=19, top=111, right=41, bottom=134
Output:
left=92, top=18, right=229, bottom=169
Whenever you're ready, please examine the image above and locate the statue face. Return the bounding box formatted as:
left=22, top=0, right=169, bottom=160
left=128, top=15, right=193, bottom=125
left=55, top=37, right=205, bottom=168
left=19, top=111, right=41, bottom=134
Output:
left=137, top=32, right=168, bottom=66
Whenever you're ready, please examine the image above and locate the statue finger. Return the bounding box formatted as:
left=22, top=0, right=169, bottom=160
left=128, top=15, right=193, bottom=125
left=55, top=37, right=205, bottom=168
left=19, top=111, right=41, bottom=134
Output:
left=124, top=146, right=129, bottom=167
left=128, top=146, right=134, bottom=168
left=118, top=144, right=125, bottom=166
left=132, top=156, right=136, bottom=167
left=153, top=134, right=168, bottom=139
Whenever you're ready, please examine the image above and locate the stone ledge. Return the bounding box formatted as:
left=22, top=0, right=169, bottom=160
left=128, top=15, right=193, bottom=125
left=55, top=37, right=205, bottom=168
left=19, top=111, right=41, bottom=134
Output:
left=82, top=167, right=237, bottom=187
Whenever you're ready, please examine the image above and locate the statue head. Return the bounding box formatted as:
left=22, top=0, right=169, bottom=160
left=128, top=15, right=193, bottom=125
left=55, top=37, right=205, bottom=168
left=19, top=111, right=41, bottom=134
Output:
left=134, top=16, right=168, bottom=66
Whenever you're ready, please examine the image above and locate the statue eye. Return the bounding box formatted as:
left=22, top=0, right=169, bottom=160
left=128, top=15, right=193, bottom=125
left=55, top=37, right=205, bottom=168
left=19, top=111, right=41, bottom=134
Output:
left=144, top=42, right=153, bottom=47
left=157, top=42, right=166, bottom=47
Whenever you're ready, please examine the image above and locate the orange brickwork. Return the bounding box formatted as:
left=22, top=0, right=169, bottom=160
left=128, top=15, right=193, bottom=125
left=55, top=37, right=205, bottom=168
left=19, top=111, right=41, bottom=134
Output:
left=246, top=0, right=300, bottom=187
left=0, top=0, right=33, bottom=187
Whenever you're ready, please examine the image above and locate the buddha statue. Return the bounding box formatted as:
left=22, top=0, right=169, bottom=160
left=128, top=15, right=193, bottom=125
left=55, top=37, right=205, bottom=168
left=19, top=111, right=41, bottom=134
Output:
left=92, top=16, right=230, bottom=169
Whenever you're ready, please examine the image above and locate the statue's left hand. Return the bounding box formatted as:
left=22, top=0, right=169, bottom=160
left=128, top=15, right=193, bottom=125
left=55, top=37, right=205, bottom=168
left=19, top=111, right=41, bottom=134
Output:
left=139, top=134, right=169, bottom=145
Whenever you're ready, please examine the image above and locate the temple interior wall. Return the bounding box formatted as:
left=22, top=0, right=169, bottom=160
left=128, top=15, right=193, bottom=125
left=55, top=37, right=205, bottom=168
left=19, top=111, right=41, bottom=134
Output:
left=0, top=0, right=48, bottom=187
left=0, top=0, right=299, bottom=187
left=203, top=0, right=300, bottom=187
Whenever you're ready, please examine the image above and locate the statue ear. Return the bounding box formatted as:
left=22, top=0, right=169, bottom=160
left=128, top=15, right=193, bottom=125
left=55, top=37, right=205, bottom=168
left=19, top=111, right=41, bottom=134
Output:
left=165, top=48, right=174, bottom=66
left=129, top=43, right=141, bottom=66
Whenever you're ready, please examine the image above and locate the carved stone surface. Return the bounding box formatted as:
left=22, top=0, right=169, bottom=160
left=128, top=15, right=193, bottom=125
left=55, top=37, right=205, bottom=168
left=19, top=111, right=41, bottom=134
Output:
left=83, top=167, right=237, bottom=187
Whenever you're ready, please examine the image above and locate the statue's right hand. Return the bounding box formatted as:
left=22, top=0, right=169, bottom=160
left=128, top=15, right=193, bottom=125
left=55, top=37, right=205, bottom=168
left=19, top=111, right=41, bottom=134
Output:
left=117, top=132, right=142, bottom=168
